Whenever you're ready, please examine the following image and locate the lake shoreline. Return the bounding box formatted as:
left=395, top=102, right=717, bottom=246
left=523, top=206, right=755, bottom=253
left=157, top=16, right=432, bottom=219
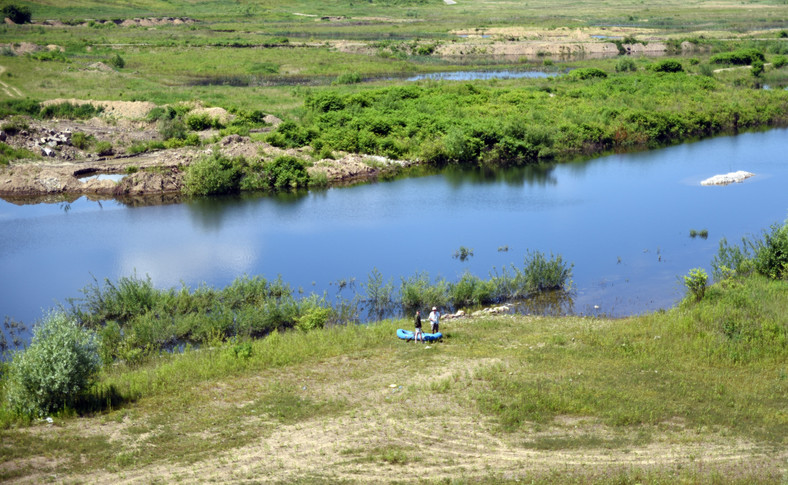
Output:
left=2, top=122, right=785, bottom=205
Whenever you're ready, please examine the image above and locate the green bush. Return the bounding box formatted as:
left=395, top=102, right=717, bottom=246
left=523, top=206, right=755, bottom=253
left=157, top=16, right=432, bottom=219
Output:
left=710, top=49, right=765, bottom=66
left=751, top=59, right=764, bottom=78
left=183, top=151, right=243, bottom=196
left=683, top=268, right=708, bottom=302
left=28, top=50, right=68, bottom=62
left=4, top=312, right=100, bottom=417
left=400, top=272, right=449, bottom=311
left=261, top=155, right=309, bottom=191
left=615, top=58, right=637, bottom=72
left=146, top=106, right=177, bottom=122
left=652, top=60, right=683, bottom=73
left=296, top=306, right=332, bottom=332
left=40, top=102, right=102, bottom=120
left=309, top=170, right=329, bottom=188
left=0, top=142, right=34, bottom=165
left=2, top=4, right=32, bottom=24
left=334, top=72, right=362, bottom=85
left=158, top=117, right=187, bottom=140
left=752, top=223, right=788, bottom=280
left=568, top=67, right=607, bottom=80
left=772, top=56, right=787, bottom=69
left=520, top=250, right=573, bottom=293
left=712, top=222, right=788, bottom=281
left=108, top=53, right=125, bottom=69
left=70, top=132, right=94, bottom=150
left=185, top=113, right=224, bottom=131
left=0, top=98, right=40, bottom=118
left=266, top=120, right=316, bottom=148
left=448, top=272, right=496, bottom=307
left=94, top=141, right=113, bottom=156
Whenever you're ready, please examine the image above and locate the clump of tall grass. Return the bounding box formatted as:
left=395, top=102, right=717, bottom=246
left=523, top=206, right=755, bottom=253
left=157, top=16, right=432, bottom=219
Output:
left=40, top=102, right=103, bottom=120
left=490, top=250, right=573, bottom=299
left=0, top=142, right=35, bottom=165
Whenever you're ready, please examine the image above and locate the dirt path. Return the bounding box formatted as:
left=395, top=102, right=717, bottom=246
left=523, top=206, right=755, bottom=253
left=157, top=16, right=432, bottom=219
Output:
left=0, top=65, right=23, bottom=98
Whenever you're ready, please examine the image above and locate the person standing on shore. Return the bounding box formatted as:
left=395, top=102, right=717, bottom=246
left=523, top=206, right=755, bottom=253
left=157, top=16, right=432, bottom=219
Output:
left=428, top=306, right=440, bottom=334
left=414, top=310, right=424, bottom=343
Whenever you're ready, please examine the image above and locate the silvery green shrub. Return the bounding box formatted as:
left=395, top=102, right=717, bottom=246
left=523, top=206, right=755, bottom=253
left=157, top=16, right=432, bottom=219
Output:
left=5, top=312, right=100, bottom=417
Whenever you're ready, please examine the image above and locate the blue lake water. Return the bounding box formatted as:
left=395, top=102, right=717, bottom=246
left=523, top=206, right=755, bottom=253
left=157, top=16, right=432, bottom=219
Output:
left=405, top=70, right=555, bottom=81
left=1, top=129, right=787, bottom=337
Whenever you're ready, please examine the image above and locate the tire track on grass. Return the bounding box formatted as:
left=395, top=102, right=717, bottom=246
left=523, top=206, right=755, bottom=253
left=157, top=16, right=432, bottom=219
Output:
left=0, top=65, right=23, bottom=97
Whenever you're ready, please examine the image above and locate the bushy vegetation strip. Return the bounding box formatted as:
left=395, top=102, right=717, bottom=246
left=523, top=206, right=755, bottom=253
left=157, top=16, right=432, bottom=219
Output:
left=0, top=99, right=103, bottom=120
left=267, top=68, right=788, bottom=168
left=48, top=251, right=569, bottom=369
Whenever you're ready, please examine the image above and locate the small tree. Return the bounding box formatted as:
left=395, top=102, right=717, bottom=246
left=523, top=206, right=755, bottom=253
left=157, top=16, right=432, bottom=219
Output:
left=5, top=312, right=100, bottom=417
left=109, top=53, right=125, bottom=69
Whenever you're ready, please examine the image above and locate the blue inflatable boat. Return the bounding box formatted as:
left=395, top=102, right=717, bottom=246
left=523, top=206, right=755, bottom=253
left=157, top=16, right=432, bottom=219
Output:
left=397, top=328, right=442, bottom=342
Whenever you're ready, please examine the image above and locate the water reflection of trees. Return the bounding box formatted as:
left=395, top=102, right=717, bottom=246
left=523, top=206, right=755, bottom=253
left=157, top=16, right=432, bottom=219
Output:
left=443, top=164, right=558, bottom=188
left=184, top=189, right=310, bottom=231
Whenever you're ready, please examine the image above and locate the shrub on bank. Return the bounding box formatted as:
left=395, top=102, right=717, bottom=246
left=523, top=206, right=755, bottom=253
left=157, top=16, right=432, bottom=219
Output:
left=4, top=312, right=100, bottom=417
left=712, top=221, right=788, bottom=281
left=710, top=48, right=765, bottom=65
left=183, top=151, right=243, bottom=195
left=184, top=152, right=310, bottom=196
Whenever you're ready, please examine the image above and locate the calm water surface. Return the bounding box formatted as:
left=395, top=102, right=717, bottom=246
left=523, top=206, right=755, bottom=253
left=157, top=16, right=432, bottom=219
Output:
left=405, top=70, right=556, bottom=81
left=1, top=129, right=787, bottom=333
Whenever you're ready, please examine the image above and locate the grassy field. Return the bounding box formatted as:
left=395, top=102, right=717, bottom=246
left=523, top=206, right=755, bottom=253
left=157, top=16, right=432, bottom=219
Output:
left=1, top=0, right=787, bottom=118
left=1, top=273, right=786, bottom=483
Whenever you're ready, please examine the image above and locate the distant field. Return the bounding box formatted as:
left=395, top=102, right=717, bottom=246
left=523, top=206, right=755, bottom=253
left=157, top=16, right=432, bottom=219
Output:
left=16, top=0, right=788, bottom=33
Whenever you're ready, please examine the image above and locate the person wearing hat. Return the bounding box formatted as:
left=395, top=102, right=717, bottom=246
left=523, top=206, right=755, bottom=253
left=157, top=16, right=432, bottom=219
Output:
left=428, top=306, right=440, bottom=334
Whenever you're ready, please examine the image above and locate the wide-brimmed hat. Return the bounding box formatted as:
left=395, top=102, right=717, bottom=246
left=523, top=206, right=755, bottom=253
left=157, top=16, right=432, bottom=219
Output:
left=432, top=306, right=437, bottom=311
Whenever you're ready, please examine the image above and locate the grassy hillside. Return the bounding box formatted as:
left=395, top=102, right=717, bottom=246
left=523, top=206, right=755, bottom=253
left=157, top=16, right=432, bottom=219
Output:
left=12, top=0, right=788, bottom=32
left=1, top=273, right=786, bottom=483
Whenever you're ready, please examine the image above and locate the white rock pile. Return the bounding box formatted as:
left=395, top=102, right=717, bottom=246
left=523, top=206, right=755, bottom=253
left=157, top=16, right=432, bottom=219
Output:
left=700, top=171, right=754, bottom=186
left=34, top=129, right=72, bottom=157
